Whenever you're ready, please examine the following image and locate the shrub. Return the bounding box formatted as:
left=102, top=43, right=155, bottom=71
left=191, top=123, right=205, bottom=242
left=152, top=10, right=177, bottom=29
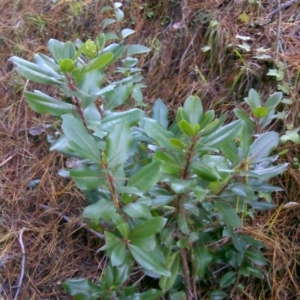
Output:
left=10, top=3, right=288, bottom=299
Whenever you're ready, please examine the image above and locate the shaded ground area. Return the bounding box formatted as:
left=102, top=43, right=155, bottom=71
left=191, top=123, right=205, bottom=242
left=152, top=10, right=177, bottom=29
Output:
left=0, top=0, right=299, bottom=298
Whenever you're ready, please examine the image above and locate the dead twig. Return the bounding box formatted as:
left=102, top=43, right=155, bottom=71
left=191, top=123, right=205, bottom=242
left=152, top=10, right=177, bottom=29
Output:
left=14, top=228, right=28, bottom=300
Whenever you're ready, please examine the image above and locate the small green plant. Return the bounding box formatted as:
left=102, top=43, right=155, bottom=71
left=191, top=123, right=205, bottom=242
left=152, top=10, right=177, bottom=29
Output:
left=10, top=3, right=288, bottom=300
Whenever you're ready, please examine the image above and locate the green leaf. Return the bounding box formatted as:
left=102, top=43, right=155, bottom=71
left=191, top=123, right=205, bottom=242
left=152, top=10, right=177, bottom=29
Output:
left=61, top=114, right=100, bottom=163
left=183, top=95, right=203, bottom=125
left=245, top=88, right=261, bottom=110
left=84, top=52, right=114, bottom=73
left=24, top=91, right=75, bottom=116
left=170, top=291, right=187, bottom=300
left=178, top=213, right=189, bottom=234
left=225, top=247, right=244, bottom=268
left=159, top=253, right=180, bottom=291
left=245, top=249, right=267, bottom=266
left=130, top=236, right=156, bottom=251
left=114, top=7, right=124, bottom=21
left=128, top=289, right=164, bottom=300
left=231, top=233, right=247, bottom=253
left=280, top=128, right=300, bottom=144
left=240, top=122, right=252, bottom=158
left=191, top=161, right=221, bottom=182
left=102, top=109, right=144, bottom=132
left=153, top=98, right=169, bottom=129
left=220, top=271, right=237, bottom=288
left=123, top=203, right=152, bottom=219
left=62, top=279, right=102, bottom=300
left=129, top=217, right=167, bottom=239
left=252, top=163, right=288, bottom=180
left=83, top=199, right=116, bottom=225
left=103, top=18, right=116, bottom=29
left=249, top=132, right=279, bottom=163
left=219, top=142, right=240, bottom=165
left=199, top=110, right=215, bottom=128
left=117, top=223, right=129, bottom=238
left=215, top=201, right=242, bottom=227
left=199, top=120, right=242, bottom=149
left=10, top=56, right=62, bottom=85
left=234, top=108, right=255, bottom=127
left=144, top=118, right=176, bottom=150
left=129, top=244, right=170, bottom=276
left=208, top=290, right=227, bottom=300
left=178, top=120, right=195, bottom=136
left=104, top=85, right=131, bottom=110
left=121, top=28, right=135, bottom=39
left=253, top=106, right=268, bottom=118
left=106, top=122, right=133, bottom=169
left=153, top=151, right=182, bottom=174
left=127, top=161, right=162, bottom=192
left=101, top=231, right=121, bottom=250
left=70, top=165, right=105, bottom=190
left=111, top=242, right=126, bottom=266
left=264, top=92, right=282, bottom=110
left=127, top=44, right=151, bottom=56
left=194, top=247, right=212, bottom=278
left=176, top=107, right=189, bottom=124
left=48, top=39, right=76, bottom=61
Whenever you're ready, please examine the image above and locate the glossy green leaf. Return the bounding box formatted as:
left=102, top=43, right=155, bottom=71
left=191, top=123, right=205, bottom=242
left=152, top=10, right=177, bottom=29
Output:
left=117, top=223, right=129, bottom=238
left=234, top=108, right=255, bottom=127
left=199, top=120, right=242, bottom=148
left=101, top=231, right=121, bottom=250
left=127, top=44, right=151, bottom=56
left=240, top=122, right=252, bottom=158
left=62, top=114, right=100, bottom=163
left=62, top=279, right=102, bottom=300
left=103, top=18, right=116, bottom=29
left=183, top=95, right=203, bottom=125
left=199, top=119, right=220, bottom=137
left=208, top=290, right=227, bottom=300
left=245, top=249, right=267, bottom=266
left=127, top=161, right=162, bottom=192
left=199, top=110, right=215, bottom=128
left=83, top=199, right=115, bottom=225
left=114, top=7, right=124, bottom=21
left=215, top=201, right=242, bottom=227
left=194, top=247, right=212, bottom=278
left=176, top=107, right=189, bottom=124
left=104, top=85, right=131, bottom=110
left=249, top=132, right=279, bottom=163
left=178, top=213, right=189, bottom=234
left=225, top=247, right=243, bottom=268
left=264, top=92, right=282, bottom=110
left=130, top=235, right=156, bottom=251
left=130, top=289, right=164, bottom=300
left=252, top=163, right=288, bottom=180
left=153, top=151, right=182, bottom=174
left=219, top=142, right=240, bottom=165
left=48, top=39, right=76, bottom=61
left=106, top=122, right=133, bottom=169
left=70, top=165, right=105, bottom=190
left=102, top=109, right=144, bottom=132
left=220, top=271, right=237, bottom=288
left=129, top=217, right=167, bottom=239
left=245, top=88, right=261, bottom=110
left=171, top=179, right=196, bottom=193
left=144, top=118, right=176, bottom=150
left=10, top=56, right=62, bottom=85
left=123, top=203, right=152, bottom=219
left=178, top=120, right=195, bottom=136
left=169, top=138, right=186, bottom=150
left=84, top=52, right=114, bottom=73
left=253, top=106, right=268, bottom=118
left=170, top=291, right=187, bottom=300
left=94, top=33, right=106, bottom=51
left=152, top=98, right=169, bottom=129
left=159, top=253, right=180, bottom=291
left=25, top=91, right=75, bottom=116
left=231, top=233, right=247, bottom=252
left=111, top=242, right=126, bottom=266
left=191, top=161, right=221, bottom=182
left=121, top=28, right=135, bottom=39
left=129, top=244, right=170, bottom=276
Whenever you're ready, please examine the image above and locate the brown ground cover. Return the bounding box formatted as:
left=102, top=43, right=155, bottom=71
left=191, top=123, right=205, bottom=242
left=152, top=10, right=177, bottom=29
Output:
left=0, top=0, right=299, bottom=299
